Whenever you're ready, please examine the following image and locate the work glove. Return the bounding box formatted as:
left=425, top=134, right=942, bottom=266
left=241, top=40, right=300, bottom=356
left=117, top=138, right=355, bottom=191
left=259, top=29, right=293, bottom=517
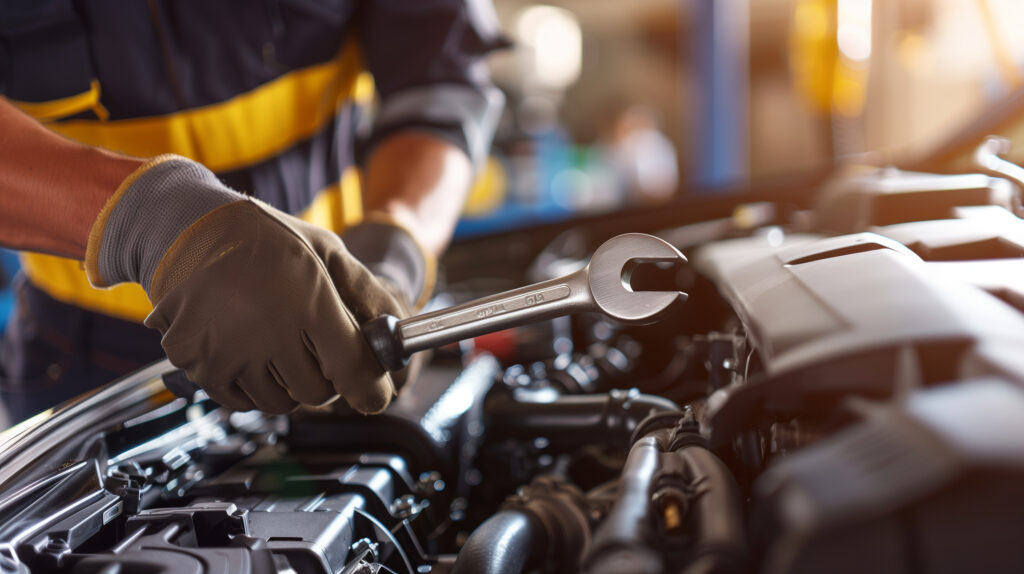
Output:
left=84, top=155, right=427, bottom=414
left=339, top=215, right=436, bottom=401
left=341, top=216, right=435, bottom=314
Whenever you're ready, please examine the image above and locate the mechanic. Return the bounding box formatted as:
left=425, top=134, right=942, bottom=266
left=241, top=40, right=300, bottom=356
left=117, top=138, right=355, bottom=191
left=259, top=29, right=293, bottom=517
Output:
left=0, top=1, right=505, bottom=422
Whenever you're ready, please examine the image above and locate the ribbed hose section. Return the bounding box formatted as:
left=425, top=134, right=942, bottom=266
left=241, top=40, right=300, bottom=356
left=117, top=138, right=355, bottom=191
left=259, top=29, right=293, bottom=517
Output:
left=584, top=436, right=665, bottom=574
left=678, top=446, right=749, bottom=574
left=451, top=510, right=540, bottom=574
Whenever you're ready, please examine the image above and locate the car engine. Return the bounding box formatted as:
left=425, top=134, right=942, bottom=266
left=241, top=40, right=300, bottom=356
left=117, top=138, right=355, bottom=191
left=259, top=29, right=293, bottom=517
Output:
left=1, top=163, right=1024, bottom=573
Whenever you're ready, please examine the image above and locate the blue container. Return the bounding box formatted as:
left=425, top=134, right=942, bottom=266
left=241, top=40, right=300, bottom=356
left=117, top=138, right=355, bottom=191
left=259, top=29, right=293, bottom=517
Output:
left=0, top=250, right=20, bottom=332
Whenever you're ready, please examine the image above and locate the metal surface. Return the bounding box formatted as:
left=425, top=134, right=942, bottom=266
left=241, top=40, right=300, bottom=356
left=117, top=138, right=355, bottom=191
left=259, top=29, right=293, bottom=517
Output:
left=397, top=233, right=687, bottom=356
left=0, top=359, right=175, bottom=490
left=975, top=136, right=1024, bottom=194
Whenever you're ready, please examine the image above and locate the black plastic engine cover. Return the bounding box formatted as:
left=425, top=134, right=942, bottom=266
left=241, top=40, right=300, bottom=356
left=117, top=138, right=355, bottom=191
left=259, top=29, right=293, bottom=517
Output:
left=752, top=378, right=1024, bottom=574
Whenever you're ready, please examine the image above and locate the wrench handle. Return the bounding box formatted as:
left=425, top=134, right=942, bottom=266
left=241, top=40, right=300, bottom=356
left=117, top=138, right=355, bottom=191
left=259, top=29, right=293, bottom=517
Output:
left=362, top=270, right=592, bottom=371
left=399, top=271, right=590, bottom=355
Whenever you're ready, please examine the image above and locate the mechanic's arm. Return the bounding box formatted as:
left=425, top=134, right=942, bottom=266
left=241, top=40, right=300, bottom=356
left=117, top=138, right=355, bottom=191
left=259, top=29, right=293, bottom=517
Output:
left=0, top=98, right=405, bottom=415
left=343, top=0, right=507, bottom=309
left=0, top=98, right=143, bottom=257
left=363, top=133, right=472, bottom=257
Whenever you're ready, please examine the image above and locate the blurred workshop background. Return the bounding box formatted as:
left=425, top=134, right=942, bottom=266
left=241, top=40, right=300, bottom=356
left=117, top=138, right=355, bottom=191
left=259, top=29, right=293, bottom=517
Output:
left=2, top=0, right=1023, bottom=330
left=457, top=0, right=1024, bottom=235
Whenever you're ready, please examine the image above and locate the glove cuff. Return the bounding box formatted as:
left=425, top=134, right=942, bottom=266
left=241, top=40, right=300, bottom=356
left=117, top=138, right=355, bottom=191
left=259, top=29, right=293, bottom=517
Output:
left=342, top=214, right=437, bottom=310
left=85, top=154, right=242, bottom=291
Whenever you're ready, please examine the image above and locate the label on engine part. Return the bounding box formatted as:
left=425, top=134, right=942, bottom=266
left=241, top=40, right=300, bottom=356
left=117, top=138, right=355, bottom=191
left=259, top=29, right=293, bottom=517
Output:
left=402, top=284, right=572, bottom=338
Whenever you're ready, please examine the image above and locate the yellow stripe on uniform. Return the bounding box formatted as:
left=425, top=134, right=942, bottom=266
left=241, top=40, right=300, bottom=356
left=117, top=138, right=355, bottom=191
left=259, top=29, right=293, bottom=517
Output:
left=298, top=167, right=364, bottom=231
left=38, top=43, right=365, bottom=172
left=20, top=256, right=154, bottom=322
left=8, top=79, right=109, bottom=121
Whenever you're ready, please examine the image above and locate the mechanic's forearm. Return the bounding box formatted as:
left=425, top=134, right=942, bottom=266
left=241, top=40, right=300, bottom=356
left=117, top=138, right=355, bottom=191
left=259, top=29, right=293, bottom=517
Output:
left=0, top=98, right=144, bottom=259
left=362, top=132, right=473, bottom=256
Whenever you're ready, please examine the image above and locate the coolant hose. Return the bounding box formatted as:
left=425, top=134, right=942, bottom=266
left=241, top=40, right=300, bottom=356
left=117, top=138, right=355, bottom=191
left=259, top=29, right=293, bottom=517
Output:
left=678, top=446, right=748, bottom=574
left=451, top=510, right=540, bottom=574
left=584, top=435, right=665, bottom=574
left=584, top=416, right=749, bottom=574
left=486, top=389, right=681, bottom=451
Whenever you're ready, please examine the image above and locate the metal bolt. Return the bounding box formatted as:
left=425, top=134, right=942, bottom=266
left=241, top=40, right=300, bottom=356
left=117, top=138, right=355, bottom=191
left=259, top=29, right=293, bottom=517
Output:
left=46, top=539, right=69, bottom=553
left=350, top=538, right=379, bottom=562
left=392, top=494, right=418, bottom=518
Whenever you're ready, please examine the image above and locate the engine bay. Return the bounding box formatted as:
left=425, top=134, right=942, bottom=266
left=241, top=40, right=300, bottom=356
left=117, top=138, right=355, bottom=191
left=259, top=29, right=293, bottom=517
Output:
left=1, top=165, right=1024, bottom=573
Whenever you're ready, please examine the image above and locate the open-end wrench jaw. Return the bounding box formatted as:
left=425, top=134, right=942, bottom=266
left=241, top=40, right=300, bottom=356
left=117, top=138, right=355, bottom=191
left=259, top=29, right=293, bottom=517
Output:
left=586, top=233, right=688, bottom=325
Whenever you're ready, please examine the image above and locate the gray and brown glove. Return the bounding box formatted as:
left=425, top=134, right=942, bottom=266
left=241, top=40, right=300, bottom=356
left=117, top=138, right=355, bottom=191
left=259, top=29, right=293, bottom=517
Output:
left=340, top=214, right=437, bottom=397
left=84, top=155, right=427, bottom=414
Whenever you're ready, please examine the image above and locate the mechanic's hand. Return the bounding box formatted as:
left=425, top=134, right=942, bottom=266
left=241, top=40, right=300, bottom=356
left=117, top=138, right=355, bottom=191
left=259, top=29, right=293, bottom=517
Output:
left=84, top=155, right=412, bottom=414
left=340, top=215, right=436, bottom=390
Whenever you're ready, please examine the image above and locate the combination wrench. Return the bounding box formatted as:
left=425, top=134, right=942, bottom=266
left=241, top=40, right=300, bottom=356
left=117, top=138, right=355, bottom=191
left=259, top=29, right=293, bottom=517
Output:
left=362, top=232, right=688, bottom=372
left=163, top=233, right=687, bottom=399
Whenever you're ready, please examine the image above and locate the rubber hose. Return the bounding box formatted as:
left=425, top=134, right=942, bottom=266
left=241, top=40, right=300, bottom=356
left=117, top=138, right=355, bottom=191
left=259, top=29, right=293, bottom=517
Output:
left=678, top=446, right=749, bottom=574
left=487, top=391, right=680, bottom=451
left=584, top=435, right=665, bottom=574
left=451, top=510, right=539, bottom=574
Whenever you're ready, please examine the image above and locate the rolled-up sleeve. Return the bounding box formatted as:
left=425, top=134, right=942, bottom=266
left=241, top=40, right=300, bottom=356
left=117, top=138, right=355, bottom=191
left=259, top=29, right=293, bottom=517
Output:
left=361, top=0, right=508, bottom=168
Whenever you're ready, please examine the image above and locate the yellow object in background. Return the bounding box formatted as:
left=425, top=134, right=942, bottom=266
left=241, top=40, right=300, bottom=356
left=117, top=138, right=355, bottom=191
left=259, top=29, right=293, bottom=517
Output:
left=462, top=156, right=508, bottom=217
left=789, top=0, right=869, bottom=118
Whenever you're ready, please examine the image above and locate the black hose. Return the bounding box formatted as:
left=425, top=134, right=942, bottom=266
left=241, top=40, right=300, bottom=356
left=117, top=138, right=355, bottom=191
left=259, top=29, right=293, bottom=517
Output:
left=584, top=435, right=666, bottom=574
left=486, top=390, right=681, bottom=451
left=584, top=415, right=749, bottom=574
left=678, top=446, right=748, bottom=574
left=451, top=510, right=539, bottom=574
